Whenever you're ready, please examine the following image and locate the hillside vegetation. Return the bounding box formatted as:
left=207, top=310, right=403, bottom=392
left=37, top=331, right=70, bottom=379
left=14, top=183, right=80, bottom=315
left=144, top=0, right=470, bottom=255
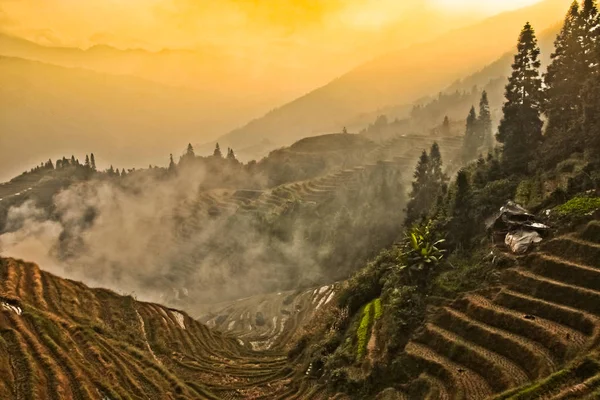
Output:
left=290, top=1, right=600, bottom=398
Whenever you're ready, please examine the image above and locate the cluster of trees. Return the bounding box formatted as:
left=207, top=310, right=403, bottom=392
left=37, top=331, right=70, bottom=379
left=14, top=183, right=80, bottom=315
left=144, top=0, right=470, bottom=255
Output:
left=169, top=142, right=239, bottom=171
left=21, top=154, right=97, bottom=176
left=18, top=152, right=136, bottom=181
left=461, top=91, right=493, bottom=163
left=404, top=142, right=448, bottom=226
left=498, top=1, right=600, bottom=172
left=408, top=0, right=600, bottom=249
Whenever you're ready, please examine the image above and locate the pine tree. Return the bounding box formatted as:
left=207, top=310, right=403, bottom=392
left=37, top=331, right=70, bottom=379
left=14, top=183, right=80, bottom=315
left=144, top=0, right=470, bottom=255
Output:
left=405, top=150, right=431, bottom=225
left=497, top=22, right=543, bottom=173
left=214, top=143, right=223, bottom=158
left=168, top=154, right=176, bottom=171
left=442, top=116, right=451, bottom=136
left=544, top=2, right=583, bottom=137
left=186, top=143, right=195, bottom=157
left=429, top=142, right=446, bottom=186
left=85, top=155, right=90, bottom=168
left=47, top=159, right=54, bottom=169
left=478, top=91, right=493, bottom=151
left=580, top=0, right=598, bottom=70
left=227, top=148, right=237, bottom=160
left=90, top=153, right=96, bottom=171
left=342, top=127, right=348, bottom=134
left=449, top=169, right=472, bottom=247
left=462, top=106, right=479, bottom=163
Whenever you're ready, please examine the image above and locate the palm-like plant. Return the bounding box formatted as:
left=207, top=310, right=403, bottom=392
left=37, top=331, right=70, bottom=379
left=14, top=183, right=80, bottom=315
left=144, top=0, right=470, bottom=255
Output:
left=400, top=224, right=446, bottom=286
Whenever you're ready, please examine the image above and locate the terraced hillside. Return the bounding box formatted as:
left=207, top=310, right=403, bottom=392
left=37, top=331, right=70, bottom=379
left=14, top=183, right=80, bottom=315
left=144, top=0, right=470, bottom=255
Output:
left=185, top=134, right=463, bottom=218
left=200, top=284, right=338, bottom=352
left=0, top=257, right=333, bottom=400
left=402, top=220, right=600, bottom=399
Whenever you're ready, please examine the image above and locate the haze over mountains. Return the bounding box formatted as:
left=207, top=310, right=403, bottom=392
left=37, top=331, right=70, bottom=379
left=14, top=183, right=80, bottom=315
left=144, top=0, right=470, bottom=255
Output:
left=215, top=0, right=569, bottom=153
left=0, top=0, right=569, bottom=181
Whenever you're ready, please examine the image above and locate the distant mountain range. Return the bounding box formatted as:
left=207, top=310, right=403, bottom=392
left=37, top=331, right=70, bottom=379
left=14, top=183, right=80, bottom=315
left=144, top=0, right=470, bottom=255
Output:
left=0, top=0, right=570, bottom=178
left=210, top=0, right=569, bottom=156
left=0, top=56, right=240, bottom=180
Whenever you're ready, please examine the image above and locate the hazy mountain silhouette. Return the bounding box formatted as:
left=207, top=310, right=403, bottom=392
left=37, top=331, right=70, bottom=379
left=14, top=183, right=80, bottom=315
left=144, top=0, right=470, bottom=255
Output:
left=212, top=0, right=570, bottom=154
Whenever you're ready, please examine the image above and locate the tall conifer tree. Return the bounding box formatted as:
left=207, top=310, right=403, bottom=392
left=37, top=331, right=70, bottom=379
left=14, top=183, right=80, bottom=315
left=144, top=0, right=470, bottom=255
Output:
left=478, top=91, right=493, bottom=151
left=214, top=143, right=223, bottom=158
left=544, top=2, right=583, bottom=136
left=497, top=22, right=543, bottom=173
left=405, top=150, right=431, bottom=225
left=462, top=106, right=479, bottom=163
left=580, top=0, right=599, bottom=70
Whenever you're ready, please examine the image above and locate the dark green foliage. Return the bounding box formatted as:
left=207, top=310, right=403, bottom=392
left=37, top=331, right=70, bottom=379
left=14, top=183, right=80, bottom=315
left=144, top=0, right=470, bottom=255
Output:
left=399, top=224, right=446, bottom=287
left=555, top=194, right=600, bottom=216
left=479, top=91, right=493, bottom=152
left=379, top=286, right=425, bottom=357
left=405, top=143, right=447, bottom=226
left=544, top=2, right=583, bottom=137
left=462, top=106, right=480, bottom=163
left=497, top=22, right=543, bottom=173
left=448, top=169, right=473, bottom=248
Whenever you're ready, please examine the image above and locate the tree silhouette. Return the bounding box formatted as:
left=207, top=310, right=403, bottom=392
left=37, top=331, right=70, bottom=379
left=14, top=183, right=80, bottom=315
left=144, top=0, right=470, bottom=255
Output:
left=462, top=106, right=480, bottom=163
left=442, top=116, right=451, bottom=136
left=214, top=143, right=223, bottom=158
left=544, top=2, right=583, bottom=137
left=186, top=143, right=195, bottom=157
left=497, top=22, right=543, bottom=173
left=478, top=91, right=493, bottom=151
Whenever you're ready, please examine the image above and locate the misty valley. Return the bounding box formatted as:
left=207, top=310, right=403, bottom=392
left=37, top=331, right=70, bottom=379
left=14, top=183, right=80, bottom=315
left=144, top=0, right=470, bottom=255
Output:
left=1, top=0, right=600, bottom=399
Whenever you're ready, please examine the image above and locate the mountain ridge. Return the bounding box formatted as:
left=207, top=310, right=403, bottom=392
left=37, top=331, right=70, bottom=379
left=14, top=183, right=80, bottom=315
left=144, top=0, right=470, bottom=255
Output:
left=211, top=0, right=571, bottom=154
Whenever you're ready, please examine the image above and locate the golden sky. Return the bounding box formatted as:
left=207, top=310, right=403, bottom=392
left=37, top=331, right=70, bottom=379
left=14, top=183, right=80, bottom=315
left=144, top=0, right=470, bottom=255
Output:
left=1, top=0, right=542, bottom=50
left=0, top=0, right=545, bottom=90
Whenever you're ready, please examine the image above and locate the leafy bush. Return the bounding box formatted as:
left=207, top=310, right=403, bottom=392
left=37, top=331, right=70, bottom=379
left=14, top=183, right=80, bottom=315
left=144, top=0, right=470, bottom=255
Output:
left=373, top=298, right=383, bottom=321
left=555, top=195, right=600, bottom=216
left=356, top=303, right=373, bottom=360
left=515, top=177, right=544, bottom=208
left=400, top=224, right=445, bottom=286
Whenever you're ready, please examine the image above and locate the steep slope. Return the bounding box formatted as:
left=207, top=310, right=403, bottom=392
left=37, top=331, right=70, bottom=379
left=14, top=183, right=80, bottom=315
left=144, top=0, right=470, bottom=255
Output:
left=214, top=0, right=570, bottom=152
left=0, top=257, right=329, bottom=399
left=401, top=220, right=600, bottom=399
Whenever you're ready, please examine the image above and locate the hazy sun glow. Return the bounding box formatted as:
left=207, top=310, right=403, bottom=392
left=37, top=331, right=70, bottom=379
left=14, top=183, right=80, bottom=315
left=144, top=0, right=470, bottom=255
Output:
left=432, top=0, right=542, bottom=13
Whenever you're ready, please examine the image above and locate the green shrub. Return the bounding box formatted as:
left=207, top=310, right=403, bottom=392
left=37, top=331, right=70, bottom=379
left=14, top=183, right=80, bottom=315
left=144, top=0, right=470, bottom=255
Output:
left=515, top=177, right=544, bottom=208
left=356, top=303, right=373, bottom=360
left=373, top=298, right=383, bottom=321
left=555, top=195, right=600, bottom=216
